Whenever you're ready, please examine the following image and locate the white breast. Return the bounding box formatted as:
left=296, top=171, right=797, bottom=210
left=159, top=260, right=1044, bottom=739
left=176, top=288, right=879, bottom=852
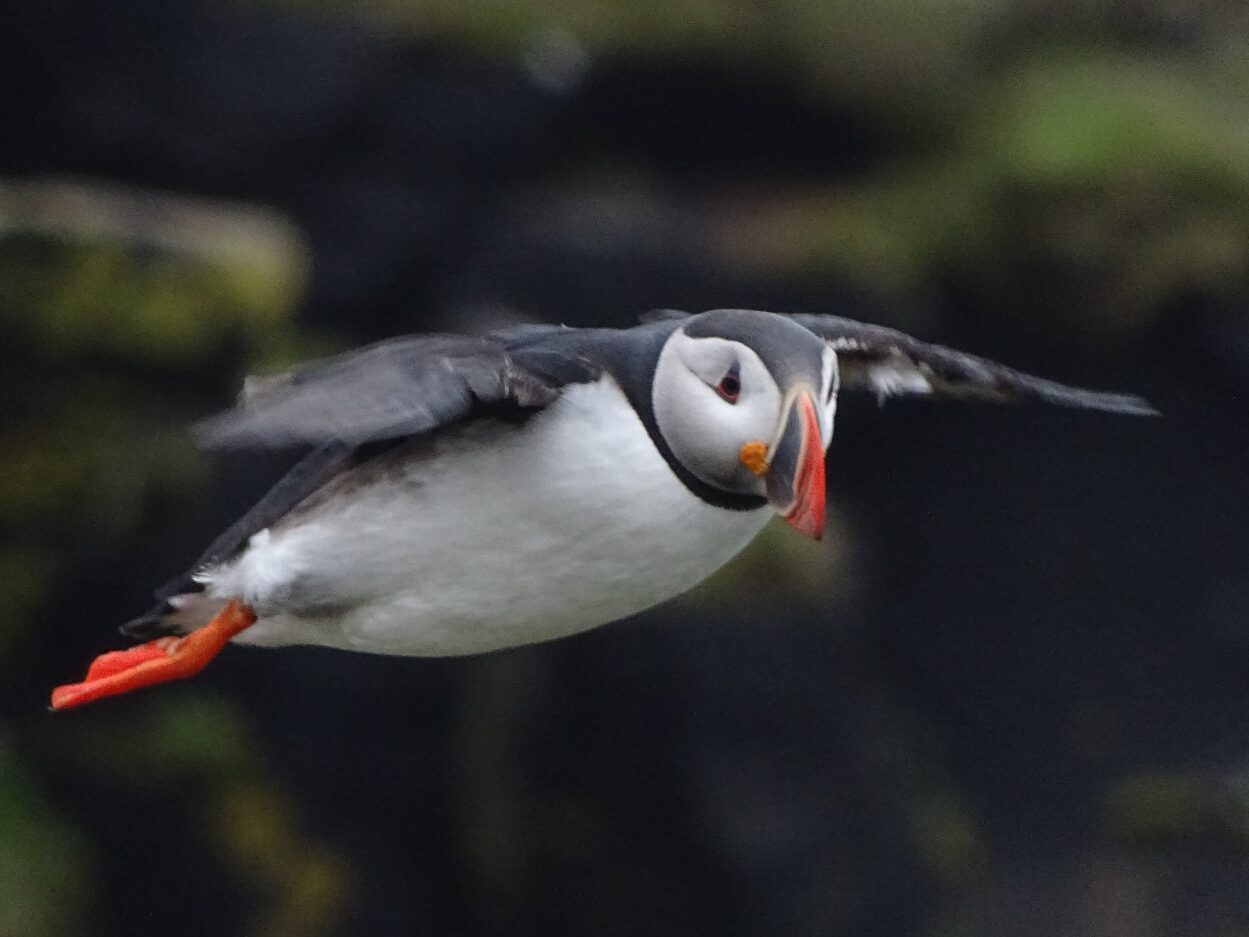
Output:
left=204, top=376, right=771, bottom=656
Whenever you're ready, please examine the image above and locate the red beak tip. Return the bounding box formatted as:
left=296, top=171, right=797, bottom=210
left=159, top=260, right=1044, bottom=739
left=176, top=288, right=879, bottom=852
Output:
left=789, top=394, right=827, bottom=541
left=783, top=510, right=825, bottom=541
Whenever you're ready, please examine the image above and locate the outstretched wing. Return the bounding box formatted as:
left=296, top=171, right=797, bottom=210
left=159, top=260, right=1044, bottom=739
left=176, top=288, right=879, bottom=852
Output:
left=789, top=314, right=1156, bottom=415
left=195, top=334, right=586, bottom=449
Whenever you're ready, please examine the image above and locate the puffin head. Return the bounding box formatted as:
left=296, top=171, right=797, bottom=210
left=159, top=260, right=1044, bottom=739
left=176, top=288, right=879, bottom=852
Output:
left=651, top=309, right=837, bottom=539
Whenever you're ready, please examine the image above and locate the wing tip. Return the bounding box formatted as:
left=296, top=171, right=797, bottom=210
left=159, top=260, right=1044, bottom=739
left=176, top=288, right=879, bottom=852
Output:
left=1035, top=388, right=1159, bottom=418
left=1105, top=396, right=1161, bottom=418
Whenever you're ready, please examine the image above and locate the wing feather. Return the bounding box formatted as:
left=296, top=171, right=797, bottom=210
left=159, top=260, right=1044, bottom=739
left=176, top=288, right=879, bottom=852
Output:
left=790, top=314, right=1157, bottom=415
left=194, top=334, right=572, bottom=449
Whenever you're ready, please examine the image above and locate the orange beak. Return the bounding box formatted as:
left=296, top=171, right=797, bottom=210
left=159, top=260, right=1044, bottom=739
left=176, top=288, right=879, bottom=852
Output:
left=743, top=390, right=826, bottom=540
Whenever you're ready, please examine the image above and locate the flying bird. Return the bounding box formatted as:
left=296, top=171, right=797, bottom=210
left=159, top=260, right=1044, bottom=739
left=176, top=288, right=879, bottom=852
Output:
left=50, top=309, right=1154, bottom=710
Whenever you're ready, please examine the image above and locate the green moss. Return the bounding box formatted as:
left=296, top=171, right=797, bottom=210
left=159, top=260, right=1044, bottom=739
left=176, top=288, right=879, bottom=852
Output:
left=0, top=547, right=58, bottom=657
left=713, top=52, right=1249, bottom=327
left=1106, top=773, right=1249, bottom=849
left=0, top=178, right=308, bottom=365
left=911, top=794, right=983, bottom=883
left=987, top=57, right=1249, bottom=191
left=0, top=744, right=93, bottom=937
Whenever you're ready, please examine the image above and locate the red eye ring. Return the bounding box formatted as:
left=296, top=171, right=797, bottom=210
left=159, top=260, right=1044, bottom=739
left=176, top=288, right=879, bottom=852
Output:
left=716, top=370, right=741, bottom=403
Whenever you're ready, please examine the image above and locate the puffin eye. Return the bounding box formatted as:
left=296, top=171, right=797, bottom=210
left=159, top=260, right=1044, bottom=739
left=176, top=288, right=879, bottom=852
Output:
left=715, top=366, right=741, bottom=404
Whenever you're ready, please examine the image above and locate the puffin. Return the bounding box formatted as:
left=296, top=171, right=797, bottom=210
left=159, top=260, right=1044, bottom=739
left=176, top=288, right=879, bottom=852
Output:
left=50, top=308, right=1154, bottom=710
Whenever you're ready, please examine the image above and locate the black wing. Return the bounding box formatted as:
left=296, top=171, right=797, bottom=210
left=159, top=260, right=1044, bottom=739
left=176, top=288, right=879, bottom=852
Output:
left=791, top=314, right=1156, bottom=415
left=194, top=333, right=580, bottom=449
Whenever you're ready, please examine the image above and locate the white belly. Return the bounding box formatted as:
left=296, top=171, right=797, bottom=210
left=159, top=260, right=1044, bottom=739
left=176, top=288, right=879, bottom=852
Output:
left=203, top=377, right=771, bottom=656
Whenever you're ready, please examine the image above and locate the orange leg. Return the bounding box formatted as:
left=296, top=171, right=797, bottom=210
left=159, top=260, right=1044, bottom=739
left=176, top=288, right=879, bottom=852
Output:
left=50, top=600, right=257, bottom=711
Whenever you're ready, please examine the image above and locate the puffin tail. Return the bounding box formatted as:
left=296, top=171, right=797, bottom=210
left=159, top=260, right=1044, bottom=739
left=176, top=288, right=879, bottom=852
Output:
left=120, top=592, right=226, bottom=641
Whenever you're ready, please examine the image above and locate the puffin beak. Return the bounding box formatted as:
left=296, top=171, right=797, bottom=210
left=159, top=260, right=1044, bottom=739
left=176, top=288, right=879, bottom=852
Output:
left=741, top=389, right=826, bottom=540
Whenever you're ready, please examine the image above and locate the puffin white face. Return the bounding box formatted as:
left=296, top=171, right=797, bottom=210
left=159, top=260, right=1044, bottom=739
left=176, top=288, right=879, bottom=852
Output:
left=652, top=327, right=838, bottom=538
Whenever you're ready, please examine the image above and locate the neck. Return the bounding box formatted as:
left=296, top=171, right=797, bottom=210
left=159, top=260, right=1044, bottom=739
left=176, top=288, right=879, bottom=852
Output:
left=599, top=325, right=768, bottom=512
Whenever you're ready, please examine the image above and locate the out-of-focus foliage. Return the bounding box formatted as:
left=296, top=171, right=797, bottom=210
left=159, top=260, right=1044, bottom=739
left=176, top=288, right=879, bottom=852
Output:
left=243, top=0, right=1249, bottom=340
left=0, top=178, right=308, bottom=649
left=273, top=0, right=987, bottom=104
left=1107, top=772, right=1249, bottom=848
left=876, top=52, right=1249, bottom=332
left=0, top=177, right=324, bottom=933
left=256, top=0, right=1249, bottom=331
left=0, top=179, right=306, bottom=361
left=0, top=740, right=91, bottom=937
left=48, top=694, right=351, bottom=937
left=715, top=53, right=1249, bottom=331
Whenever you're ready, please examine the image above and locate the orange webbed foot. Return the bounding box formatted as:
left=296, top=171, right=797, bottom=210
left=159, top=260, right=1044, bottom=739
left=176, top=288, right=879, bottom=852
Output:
left=50, top=600, right=257, bottom=711
left=82, top=638, right=179, bottom=681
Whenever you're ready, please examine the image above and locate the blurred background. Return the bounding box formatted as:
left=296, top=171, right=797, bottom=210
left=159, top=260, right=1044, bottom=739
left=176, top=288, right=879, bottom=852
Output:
left=2, top=1, right=1248, bottom=935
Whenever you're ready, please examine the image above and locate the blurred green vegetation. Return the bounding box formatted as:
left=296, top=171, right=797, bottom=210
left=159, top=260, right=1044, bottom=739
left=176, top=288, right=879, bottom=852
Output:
left=0, top=178, right=339, bottom=935
left=1107, top=772, right=1249, bottom=849
left=0, top=179, right=306, bottom=361
left=0, top=741, right=91, bottom=937
left=265, top=0, right=1249, bottom=329
left=273, top=0, right=987, bottom=98
left=47, top=694, right=352, bottom=937
left=0, top=178, right=310, bottom=650
left=715, top=50, right=1249, bottom=331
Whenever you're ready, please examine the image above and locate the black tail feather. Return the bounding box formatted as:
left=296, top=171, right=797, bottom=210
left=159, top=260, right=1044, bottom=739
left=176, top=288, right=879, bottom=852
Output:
left=120, top=601, right=179, bottom=640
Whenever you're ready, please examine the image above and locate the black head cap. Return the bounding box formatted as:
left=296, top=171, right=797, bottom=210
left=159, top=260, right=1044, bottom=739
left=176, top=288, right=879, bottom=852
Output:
left=682, top=309, right=829, bottom=392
